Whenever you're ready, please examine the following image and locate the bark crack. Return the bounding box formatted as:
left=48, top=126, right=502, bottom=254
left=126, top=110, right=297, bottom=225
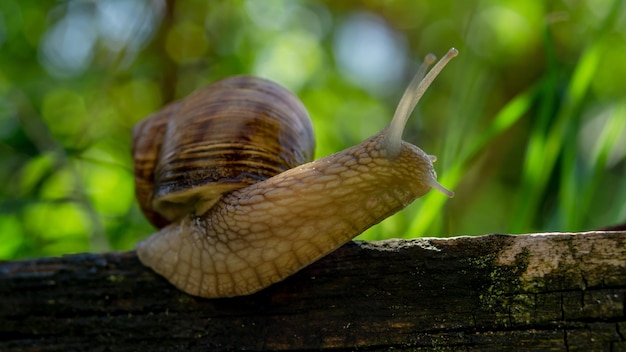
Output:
left=617, top=322, right=626, bottom=342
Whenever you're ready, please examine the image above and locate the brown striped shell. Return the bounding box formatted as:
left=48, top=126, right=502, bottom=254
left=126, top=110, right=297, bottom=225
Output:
left=132, top=76, right=315, bottom=228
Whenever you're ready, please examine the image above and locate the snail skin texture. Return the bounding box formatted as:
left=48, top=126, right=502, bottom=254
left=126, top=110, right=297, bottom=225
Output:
left=135, top=48, right=458, bottom=298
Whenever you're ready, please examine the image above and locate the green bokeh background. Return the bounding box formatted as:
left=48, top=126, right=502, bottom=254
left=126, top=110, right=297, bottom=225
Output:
left=1, top=0, right=625, bottom=259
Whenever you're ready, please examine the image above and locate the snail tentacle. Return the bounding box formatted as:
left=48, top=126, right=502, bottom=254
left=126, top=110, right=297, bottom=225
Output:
left=384, top=48, right=459, bottom=158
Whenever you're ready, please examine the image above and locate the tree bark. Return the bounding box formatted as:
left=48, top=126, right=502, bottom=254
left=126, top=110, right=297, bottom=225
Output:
left=1, top=231, right=625, bottom=351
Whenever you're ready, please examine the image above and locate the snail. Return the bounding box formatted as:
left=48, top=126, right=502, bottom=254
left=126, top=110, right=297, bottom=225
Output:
left=134, top=48, right=458, bottom=298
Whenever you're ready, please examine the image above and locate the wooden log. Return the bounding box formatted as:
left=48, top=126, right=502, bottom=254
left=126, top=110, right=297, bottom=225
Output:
left=1, top=231, right=625, bottom=351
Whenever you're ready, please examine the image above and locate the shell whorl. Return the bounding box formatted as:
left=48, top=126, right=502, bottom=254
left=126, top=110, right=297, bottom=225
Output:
left=132, top=76, right=315, bottom=228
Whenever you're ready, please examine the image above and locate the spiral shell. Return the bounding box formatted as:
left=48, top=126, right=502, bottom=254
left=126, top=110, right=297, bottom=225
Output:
left=132, top=76, right=315, bottom=228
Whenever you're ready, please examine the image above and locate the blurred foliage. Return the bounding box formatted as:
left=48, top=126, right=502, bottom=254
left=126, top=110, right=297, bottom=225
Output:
left=0, top=0, right=625, bottom=259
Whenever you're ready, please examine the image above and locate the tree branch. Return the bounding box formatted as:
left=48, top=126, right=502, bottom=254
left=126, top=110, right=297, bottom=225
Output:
left=1, top=231, right=625, bottom=351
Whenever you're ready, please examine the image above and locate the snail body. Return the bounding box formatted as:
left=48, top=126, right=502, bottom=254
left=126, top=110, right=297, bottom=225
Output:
left=134, top=48, right=458, bottom=298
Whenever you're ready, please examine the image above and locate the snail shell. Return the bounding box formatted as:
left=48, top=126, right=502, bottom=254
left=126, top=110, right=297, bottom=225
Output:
left=134, top=49, right=458, bottom=298
left=133, top=76, right=315, bottom=228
